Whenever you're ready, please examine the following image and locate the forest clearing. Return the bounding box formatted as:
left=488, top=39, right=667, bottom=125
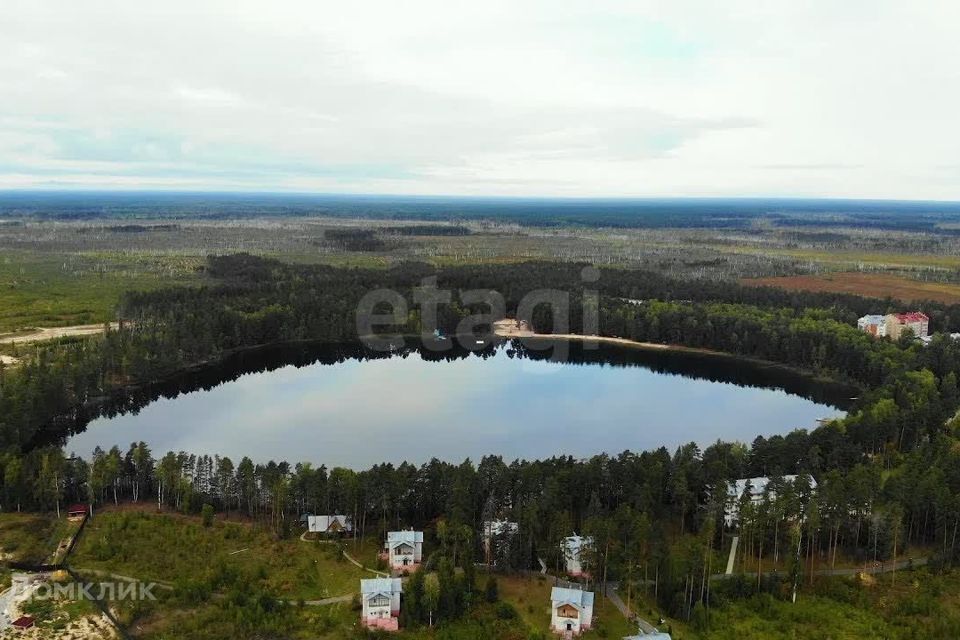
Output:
left=743, top=272, right=960, bottom=305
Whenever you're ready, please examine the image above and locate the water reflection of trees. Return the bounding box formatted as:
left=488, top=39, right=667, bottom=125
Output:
left=55, top=337, right=856, bottom=448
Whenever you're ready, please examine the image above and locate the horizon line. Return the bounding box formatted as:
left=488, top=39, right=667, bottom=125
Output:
left=2, top=188, right=960, bottom=207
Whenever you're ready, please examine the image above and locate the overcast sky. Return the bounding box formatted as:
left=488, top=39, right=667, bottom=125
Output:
left=2, top=1, right=958, bottom=198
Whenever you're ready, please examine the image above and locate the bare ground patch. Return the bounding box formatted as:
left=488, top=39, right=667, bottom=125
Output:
left=742, top=272, right=960, bottom=305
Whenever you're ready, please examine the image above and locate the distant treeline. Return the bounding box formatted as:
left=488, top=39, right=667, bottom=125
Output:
left=320, top=225, right=470, bottom=251
left=321, top=228, right=386, bottom=251
left=4, top=192, right=960, bottom=231
left=382, top=224, right=471, bottom=236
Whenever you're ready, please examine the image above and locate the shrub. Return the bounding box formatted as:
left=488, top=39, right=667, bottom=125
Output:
left=201, top=504, right=215, bottom=528
left=485, top=575, right=499, bottom=603
left=495, top=602, right=518, bottom=620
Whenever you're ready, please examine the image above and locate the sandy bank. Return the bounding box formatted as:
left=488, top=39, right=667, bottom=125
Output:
left=492, top=319, right=714, bottom=355
left=0, top=322, right=120, bottom=345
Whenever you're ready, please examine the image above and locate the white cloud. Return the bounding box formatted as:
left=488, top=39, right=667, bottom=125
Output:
left=1, top=0, right=958, bottom=197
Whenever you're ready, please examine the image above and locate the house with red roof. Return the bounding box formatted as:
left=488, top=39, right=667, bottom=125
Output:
left=885, top=312, right=929, bottom=340
left=68, top=503, right=88, bottom=521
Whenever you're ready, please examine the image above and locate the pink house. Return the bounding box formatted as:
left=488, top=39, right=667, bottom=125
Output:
left=361, top=578, right=402, bottom=631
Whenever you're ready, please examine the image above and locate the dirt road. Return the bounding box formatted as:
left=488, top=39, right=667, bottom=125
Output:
left=0, top=323, right=119, bottom=345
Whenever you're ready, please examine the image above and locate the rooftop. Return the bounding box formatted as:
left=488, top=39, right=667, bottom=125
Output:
left=361, top=578, right=403, bottom=595
left=387, top=530, right=423, bottom=544
left=892, top=312, right=929, bottom=323
left=551, top=586, right=595, bottom=608
left=728, top=474, right=817, bottom=498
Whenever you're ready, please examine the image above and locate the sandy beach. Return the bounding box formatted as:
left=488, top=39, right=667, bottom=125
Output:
left=492, top=318, right=709, bottom=354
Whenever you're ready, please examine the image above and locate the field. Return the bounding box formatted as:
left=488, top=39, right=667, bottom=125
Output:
left=69, top=510, right=371, bottom=601
left=6, top=208, right=960, bottom=337
left=0, top=512, right=71, bottom=566
left=0, top=250, right=203, bottom=333
left=743, top=272, right=960, bottom=305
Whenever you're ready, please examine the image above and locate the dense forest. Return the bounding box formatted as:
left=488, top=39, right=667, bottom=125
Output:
left=5, top=192, right=960, bottom=231
left=2, top=254, right=960, bottom=633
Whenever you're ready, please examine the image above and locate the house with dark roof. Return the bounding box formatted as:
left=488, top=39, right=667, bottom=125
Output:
left=307, top=514, right=352, bottom=535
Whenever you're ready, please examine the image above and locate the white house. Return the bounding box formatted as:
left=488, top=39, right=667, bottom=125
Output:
left=360, top=577, right=402, bottom=631
left=383, top=530, right=424, bottom=571
left=560, top=534, right=593, bottom=577
left=725, top=475, right=818, bottom=527
left=550, top=586, right=594, bottom=636
left=307, top=514, right=352, bottom=535
left=857, top=315, right=887, bottom=337
left=482, top=520, right=518, bottom=565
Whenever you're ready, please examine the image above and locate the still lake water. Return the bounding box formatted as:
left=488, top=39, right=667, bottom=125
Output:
left=66, top=340, right=854, bottom=467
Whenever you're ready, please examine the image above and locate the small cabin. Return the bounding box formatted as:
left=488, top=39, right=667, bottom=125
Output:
left=550, top=586, right=593, bottom=636
left=560, top=534, right=593, bottom=577
left=12, top=616, right=35, bottom=630
left=307, top=514, right=352, bottom=535
left=361, top=577, right=402, bottom=631
left=383, top=530, right=424, bottom=571
left=67, top=504, right=88, bottom=521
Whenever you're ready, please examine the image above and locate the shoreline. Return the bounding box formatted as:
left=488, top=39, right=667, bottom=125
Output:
left=493, top=325, right=718, bottom=356
left=492, top=319, right=856, bottom=390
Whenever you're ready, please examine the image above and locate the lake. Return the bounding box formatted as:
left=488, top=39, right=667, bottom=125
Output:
left=65, top=339, right=855, bottom=467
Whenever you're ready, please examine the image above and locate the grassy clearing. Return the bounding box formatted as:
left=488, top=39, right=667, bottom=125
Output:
left=723, top=246, right=960, bottom=271
left=125, top=599, right=357, bottom=640
left=495, top=573, right=636, bottom=638
left=70, top=511, right=368, bottom=600
left=497, top=573, right=554, bottom=631
left=743, top=272, right=960, bottom=305
left=0, top=512, right=70, bottom=565
left=0, top=250, right=203, bottom=333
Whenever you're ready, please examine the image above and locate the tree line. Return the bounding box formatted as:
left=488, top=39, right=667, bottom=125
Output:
left=2, top=253, right=960, bottom=628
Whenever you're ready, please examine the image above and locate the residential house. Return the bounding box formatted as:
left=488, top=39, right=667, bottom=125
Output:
left=857, top=315, right=887, bottom=337
left=550, top=586, right=594, bottom=636
left=560, top=534, right=593, bottom=578
left=307, top=514, right=352, bottom=535
left=885, top=312, right=929, bottom=340
left=482, top=520, right=518, bottom=566
left=360, top=577, right=402, bottom=631
left=383, top=530, right=424, bottom=571
left=724, top=475, right=818, bottom=527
